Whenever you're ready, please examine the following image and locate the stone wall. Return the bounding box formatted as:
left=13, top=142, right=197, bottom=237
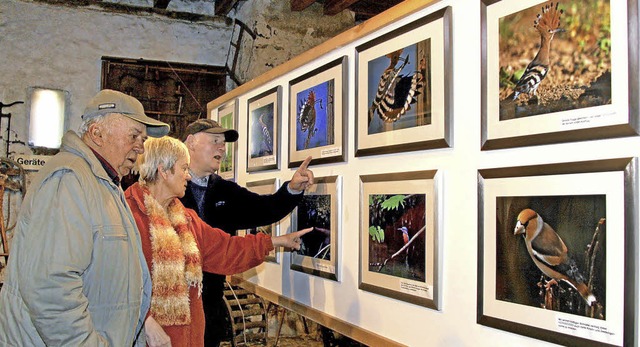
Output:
left=230, top=0, right=355, bottom=87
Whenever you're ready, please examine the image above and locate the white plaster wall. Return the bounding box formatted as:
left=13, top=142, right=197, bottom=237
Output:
left=227, top=1, right=640, bottom=346
left=0, top=0, right=231, bottom=281
left=0, top=0, right=231, bottom=158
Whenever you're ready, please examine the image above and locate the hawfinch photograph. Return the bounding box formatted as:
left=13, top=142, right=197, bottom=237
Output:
left=495, top=194, right=606, bottom=319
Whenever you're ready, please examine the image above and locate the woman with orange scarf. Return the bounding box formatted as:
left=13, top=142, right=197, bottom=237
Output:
left=125, top=136, right=310, bottom=347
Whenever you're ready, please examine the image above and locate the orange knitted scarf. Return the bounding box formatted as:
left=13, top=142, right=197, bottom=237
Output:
left=143, top=187, right=202, bottom=326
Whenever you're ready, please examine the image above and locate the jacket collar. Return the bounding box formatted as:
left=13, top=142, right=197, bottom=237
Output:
left=89, top=147, right=120, bottom=186
left=60, top=131, right=117, bottom=187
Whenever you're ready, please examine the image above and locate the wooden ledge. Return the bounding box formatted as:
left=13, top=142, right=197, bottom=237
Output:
left=228, top=276, right=406, bottom=347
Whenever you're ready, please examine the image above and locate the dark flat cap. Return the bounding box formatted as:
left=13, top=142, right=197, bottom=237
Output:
left=183, top=119, right=238, bottom=142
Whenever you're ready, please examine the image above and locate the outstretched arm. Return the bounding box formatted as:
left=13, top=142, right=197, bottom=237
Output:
left=203, top=176, right=304, bottom=231
left=195, top=204, right=312, bottom=274
left=272, top=227, right=313, bottom=249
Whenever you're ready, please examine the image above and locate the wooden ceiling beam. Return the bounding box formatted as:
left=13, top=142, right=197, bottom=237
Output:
left=323, top=0, right=360, bottom=15
left=290, top=0, right=316, bottom=12
left=215, top=0, right=239, bottom=15
left=153, top=0, right=171, bottom=10
left=349, top=0, right=403, bottom=17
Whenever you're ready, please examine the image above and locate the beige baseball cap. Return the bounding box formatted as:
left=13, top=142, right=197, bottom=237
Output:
left=82, top=89, right=170, bottom=138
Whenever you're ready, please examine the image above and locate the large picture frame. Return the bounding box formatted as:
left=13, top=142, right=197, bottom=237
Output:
left=246, top=86, right=281, bottom=172
left=359, top=170, right=442, bottom=310
left=477, top=158, right=638, bottom=346
left=291, top=176, right=340, bottom=281
left=481, top=0, right=639, bottom=150
left=355, top=6, right=452, bottom=156
left=288, top=56, right=347, bottom=167
left=213, top=99, right=238, bottom=181
left=237, top=178, right=281, bottom=263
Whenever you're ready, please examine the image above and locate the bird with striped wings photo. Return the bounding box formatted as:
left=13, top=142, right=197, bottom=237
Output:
left=366, top=41, right=431, bottom=135
left=498, top=0, right=612, bottom=120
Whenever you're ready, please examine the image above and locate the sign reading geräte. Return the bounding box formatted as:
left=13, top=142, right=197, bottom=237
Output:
left=12, top=154, right=48, bottom=171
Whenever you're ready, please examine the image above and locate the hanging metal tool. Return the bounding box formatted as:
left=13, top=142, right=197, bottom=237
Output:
left=225, top=18, right=257, bottom=86
left=0, top=101, right=24, bottom=156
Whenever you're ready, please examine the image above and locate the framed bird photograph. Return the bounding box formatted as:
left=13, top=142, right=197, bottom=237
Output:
left=291, top=176, right=340, bottom=281
left=246, top=86, right=281, bottom=172
left=481, top=0, right=639, bottom=150
left=355, top=6, right=451, bottom=157
left=288, top=56, right=347, bottom=168
left=359, top=170, right=442, bottom=310
left=237, top=178, right=281, bottom=263
left=212, top=99, right=238, bottom=181
left=477, top=158, right=637, bottom=347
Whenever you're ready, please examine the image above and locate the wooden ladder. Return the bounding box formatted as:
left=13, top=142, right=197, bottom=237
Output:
left=0, top=158, right=27, bottom=272
left=0, top=184, right=10, bottom=266
left=223, top=281, right=268, bottom=346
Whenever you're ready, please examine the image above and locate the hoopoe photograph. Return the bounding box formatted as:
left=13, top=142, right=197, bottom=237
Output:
left=295, top=84, right=334, bottom=151
left=498, top=0, right=611, bottom=120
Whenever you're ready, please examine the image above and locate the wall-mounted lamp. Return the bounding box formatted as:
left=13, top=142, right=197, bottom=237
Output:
left=27, top=87, right=69, bottom=149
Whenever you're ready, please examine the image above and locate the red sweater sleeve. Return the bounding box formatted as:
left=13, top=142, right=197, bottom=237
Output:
left=186, top=209, right=274, bottom=274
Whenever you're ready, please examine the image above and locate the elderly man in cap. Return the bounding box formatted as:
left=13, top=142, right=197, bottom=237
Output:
left=181, top=119, right=314, bottom=346
left=0, top=89, right=168, bottom=346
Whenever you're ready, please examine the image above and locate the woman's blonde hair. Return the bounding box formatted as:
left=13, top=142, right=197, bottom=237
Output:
left=138, top=136, right=190, bottom=184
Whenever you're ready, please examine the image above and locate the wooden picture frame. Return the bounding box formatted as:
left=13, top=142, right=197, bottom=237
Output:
left=213, top=99, right=238, bottom=181
left=481, top=0, right=639, bottom=150
left=288, top=57, right=347, bottom=167
left=291, top=176, right=340, bottom=281
left=359, top=170, right=442, bottom=310
left=477, top=158, right=638, bottom=346
left=246, top=86, right=281, bottom=172
left=237, top=178, right=281, bottom=263
left=355, top=6, right=452, bottom=156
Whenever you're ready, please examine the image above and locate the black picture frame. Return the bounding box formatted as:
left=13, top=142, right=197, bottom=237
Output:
left=477, top=158, right=638, bottom=346
left=359, top=170, right=442, bottom=310
left=480, top=0, right=640, bottom=150
left=355, top=6, right=452, bottom=156
left=288, top=57, right=348, bottom=167
left=246, top=86, right=281, bottom=173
